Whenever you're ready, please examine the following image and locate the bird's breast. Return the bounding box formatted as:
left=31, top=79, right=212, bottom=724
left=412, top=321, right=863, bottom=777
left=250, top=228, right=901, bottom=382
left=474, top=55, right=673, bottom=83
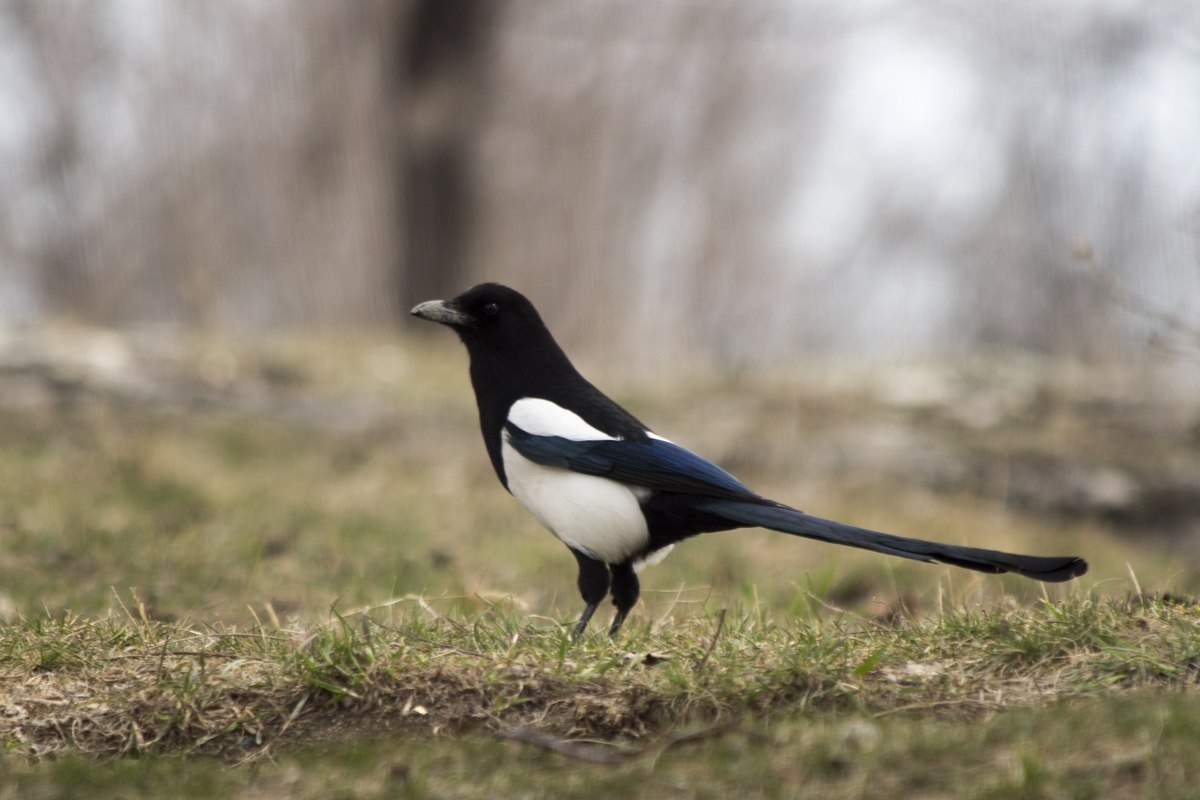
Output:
left=501, top=438, right=650, bottom=564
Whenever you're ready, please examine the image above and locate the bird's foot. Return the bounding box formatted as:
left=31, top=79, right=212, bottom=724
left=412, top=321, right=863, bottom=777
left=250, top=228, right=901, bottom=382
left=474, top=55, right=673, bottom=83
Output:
left=571, top=603, right=599, bottom=640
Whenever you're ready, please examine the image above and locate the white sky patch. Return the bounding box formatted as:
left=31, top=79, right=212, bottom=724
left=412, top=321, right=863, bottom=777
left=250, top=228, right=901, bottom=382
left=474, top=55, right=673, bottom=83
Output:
left=1118, top=48, right=1200, bottom=213
left=847, top=248, right=957, bottom=354
left=0, top=18, right=46, bottom=166
left=784, top=24, right=1004, bottom=266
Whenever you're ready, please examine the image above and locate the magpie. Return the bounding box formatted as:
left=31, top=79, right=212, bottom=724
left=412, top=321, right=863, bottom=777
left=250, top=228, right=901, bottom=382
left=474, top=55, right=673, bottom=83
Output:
left=412, top=283, right=1087, bottom=637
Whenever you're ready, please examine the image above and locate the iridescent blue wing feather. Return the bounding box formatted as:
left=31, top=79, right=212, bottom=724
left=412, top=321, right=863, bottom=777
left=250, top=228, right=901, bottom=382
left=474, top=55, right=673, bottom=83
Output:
left=504, top=424, right=762, bottom=502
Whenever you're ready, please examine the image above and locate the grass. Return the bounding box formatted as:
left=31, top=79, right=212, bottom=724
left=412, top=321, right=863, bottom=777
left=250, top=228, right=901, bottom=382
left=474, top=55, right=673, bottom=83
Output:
left=2, top=598, right=1199, bottom=796
left=2, top=595, right=1198, bottom=751
left=0, top=329, right=1198, bottom=796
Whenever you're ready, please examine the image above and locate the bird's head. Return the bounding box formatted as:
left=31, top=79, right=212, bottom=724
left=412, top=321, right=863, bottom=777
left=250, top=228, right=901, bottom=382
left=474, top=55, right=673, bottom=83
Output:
left=411, top=283, right=553, bottom=357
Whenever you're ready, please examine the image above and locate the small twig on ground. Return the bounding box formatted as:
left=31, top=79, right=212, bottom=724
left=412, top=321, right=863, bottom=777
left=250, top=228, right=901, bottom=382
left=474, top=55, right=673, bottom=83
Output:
left=106, top=650, right=270, bottom=662
left=501, top=720, right=738, bottom=764
left=344, top=595, right=473, bottom=634
left=275, top=692, right=310, bottom=741
left=694, top=609, right=727, bottom=674
left=367, top=617, right=487, bottom=658
left=872, top=698, right=1004, bottom=717
left=501, top=726, right=634, bottom=764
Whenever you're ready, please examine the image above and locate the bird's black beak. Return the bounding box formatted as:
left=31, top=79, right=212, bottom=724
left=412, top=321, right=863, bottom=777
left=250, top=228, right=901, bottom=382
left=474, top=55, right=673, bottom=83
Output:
left=410, top=299, right=475, bottom=327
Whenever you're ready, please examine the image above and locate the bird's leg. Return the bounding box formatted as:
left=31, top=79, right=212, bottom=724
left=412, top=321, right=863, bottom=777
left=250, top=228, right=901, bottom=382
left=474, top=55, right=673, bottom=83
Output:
left=570, top=548, right=610, bottom=639
left=608, top=562, right=640, bottom=637
left=572, top=604, right=598, bottom=639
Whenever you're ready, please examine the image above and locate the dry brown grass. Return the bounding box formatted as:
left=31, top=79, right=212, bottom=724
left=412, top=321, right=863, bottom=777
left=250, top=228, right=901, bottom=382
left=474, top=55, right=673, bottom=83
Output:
left=3, top=593, right=1198, bottom=762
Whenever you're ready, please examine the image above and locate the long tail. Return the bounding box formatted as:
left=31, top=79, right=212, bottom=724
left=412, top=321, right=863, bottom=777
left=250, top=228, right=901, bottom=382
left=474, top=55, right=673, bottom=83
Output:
left=696, top=499, right=1087, bottom=582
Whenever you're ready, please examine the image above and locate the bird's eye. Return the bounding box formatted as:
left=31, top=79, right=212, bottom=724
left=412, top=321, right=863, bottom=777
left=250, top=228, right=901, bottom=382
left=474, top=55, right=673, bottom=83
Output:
left=483, top=302, right=500, bottom=317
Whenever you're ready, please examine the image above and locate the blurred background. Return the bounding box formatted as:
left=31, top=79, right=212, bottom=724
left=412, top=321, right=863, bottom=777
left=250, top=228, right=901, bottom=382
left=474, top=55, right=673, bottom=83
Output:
left=2, top=0, right=1199, bottom=367
left=1, top=0, right=1199, bottom=623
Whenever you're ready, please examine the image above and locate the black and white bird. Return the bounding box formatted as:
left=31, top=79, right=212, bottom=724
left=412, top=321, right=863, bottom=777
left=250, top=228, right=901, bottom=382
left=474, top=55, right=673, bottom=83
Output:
left=412, top=283, right=1087, bottom=637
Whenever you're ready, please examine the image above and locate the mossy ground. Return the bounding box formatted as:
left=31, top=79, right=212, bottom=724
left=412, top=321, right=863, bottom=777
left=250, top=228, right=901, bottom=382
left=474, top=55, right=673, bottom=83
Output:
left=1, top=330, right=1197, bottom=796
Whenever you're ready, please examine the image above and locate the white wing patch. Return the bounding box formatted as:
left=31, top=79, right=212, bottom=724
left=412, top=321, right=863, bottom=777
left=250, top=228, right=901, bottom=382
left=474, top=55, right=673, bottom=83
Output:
left=507, top=397, right=616, bottom=441
left=503, top=397, right=651, bottom=564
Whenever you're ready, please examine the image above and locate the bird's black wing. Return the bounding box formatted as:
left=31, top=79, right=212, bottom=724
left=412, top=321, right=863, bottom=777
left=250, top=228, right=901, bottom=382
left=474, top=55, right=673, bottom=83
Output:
left=504, top=423, right=766, bottom=502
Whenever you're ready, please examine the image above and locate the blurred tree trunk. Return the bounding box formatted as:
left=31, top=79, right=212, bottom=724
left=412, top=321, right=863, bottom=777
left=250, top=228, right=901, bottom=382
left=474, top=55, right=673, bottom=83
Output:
left=392, top=0, right=500, bottom=313
left=7, top=0, right=104, bottom=319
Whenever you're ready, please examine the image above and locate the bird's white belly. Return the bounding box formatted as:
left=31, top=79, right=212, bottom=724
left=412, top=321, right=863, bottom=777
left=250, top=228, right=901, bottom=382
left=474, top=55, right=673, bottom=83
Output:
left=501, top=441, right=649, bottom=564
